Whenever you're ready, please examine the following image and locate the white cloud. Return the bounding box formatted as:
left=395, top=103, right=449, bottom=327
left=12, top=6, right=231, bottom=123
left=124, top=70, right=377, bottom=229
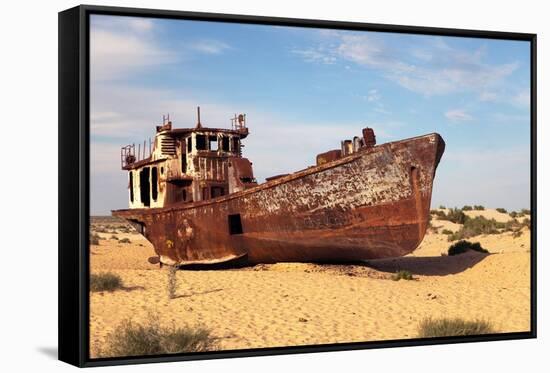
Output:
left=291, top=48, right=336, bottom=65
left=479, top=91, right=498, bottom=102
left=367, top=89, right=380, bottom=102
left=293, top=31, right=518, bottom=97
left=90, top=19, right=176, bottom=81
left=90, top=16, right=233, bottom=82
left=445, top=109, right=473, bottom=122
left=190, top=39, right=231, bottom=55
left=127, top=18, right=154, bottom=32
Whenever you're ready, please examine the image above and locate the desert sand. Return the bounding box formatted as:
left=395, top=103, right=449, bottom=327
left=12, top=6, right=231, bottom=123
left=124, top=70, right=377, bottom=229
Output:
left=89, top=209, right=531, bottom=357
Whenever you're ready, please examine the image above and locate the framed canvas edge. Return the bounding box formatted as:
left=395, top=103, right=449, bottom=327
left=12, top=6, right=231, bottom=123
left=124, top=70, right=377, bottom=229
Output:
left=57, top=4, right=538, bottom=368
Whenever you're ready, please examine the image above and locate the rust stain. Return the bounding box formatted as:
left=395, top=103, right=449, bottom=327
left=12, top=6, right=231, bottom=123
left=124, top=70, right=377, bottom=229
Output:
left=113, top=108, right=445, bottom=266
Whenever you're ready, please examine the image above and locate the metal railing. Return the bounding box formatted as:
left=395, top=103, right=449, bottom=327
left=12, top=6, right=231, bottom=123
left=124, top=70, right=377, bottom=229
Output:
left=120, top=138, right=153, bottom=169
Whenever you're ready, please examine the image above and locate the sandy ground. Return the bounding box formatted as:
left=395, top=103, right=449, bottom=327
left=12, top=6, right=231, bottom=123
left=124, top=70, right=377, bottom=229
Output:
left=89, top=210, right=531, bottom=357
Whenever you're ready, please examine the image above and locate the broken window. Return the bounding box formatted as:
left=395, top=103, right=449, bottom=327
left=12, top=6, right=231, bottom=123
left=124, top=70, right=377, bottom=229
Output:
left=232, top=137, right=241, bottom=155
left=129, top=171, right=134, bottom=203
left=228, top=214, right=243, bottom=235
left=196, top=134, right=207, bottom=150
left=151, top=167, right=158, bottom=202
left=211, top=186, right=225, bottom=198
left=202, top=187, right=209, bottom=201
left=221, top=136, right=230, bottom=152
left=181, top=142, right=191, bottom=173
left=209, top=135, right=218, bottom=151
left=139, top=167, right=150, bottom=207
left=186, top=136, right=192, bottom=153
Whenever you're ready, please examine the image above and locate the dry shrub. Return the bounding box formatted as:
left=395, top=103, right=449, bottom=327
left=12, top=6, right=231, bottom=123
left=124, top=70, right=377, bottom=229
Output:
left=103, top=316, right=217, bottom=357
left=418, top=317, right=494, bottom=338
left=90, top=272, right=123, bottom=292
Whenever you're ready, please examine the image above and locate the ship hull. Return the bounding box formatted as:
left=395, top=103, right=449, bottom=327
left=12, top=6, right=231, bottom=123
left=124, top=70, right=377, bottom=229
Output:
left=113, top=133, right=445, bottom=265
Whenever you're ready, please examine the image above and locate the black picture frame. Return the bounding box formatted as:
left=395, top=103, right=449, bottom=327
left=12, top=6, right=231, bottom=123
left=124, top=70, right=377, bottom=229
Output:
left=58, top=4, right=537, bottom=368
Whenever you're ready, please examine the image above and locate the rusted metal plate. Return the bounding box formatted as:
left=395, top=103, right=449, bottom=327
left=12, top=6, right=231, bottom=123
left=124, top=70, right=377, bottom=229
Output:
left=113, top=132, right=445, bottom=266
left=316, top=149, right=341, bottom=166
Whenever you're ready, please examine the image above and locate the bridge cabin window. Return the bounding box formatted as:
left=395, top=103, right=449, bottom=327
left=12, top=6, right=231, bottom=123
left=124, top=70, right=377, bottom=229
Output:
left=221, top=136, right=230, bottom=152
left=139, top=167, right=150, bottom=207
left=232, top=137, right=240, bottom=154
left=181, top=141, right=187, bottom=173
left=129, top=171, right=134, bottom=203
left=196, top=134, right=207, bottom=150
left=186, top=137, right=192, bottom=153
left=209, top=135, right=218, bottom=151
left=151, top=167, right=158, bottom=202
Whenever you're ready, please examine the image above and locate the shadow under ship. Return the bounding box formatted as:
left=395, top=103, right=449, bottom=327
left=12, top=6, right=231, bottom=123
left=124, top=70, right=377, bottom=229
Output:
left=112, top=109, right=445, bottom=266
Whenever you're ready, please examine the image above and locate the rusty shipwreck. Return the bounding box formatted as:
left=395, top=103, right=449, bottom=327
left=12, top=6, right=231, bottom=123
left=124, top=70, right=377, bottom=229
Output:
left=112, top=108, right=445, bottom=266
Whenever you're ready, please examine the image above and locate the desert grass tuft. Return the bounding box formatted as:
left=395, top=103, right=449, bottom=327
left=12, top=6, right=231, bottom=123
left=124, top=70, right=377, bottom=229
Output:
left=90, top=272, right=123, bottom=292
left=418, top=317, right=494, bottom=338
left=392, top=270, right=414, bottom=281
left=119, top=237, right=131, bottom=244
left=103, top=316, right=217, bottom=357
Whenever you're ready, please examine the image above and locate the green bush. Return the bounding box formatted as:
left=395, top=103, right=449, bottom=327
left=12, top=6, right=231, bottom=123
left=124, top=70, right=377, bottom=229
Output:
left=448, top=216, right=500, bottom=241
left=90, top=272, right=123, bottom=292
left=439, top=208, right=467, bottom=224
left=521, top=209, right=531, bottom=215
left=496, top=207, right=507, bottom=214
left=509, top=211, right=518, bottom=218
left=473, top=205, right=485, bottom=210
left=119, top=238, right=131, bottom=244
left=418, top=318, right=494, bottom=338
left=110, top=235, right=119, bottom=240
left=392, top=270, right=414, bottom=281
left=448, top=240, right=489, bottom=256
left=441, top=229, right=453, bottom=235
left=432, top=210, right=447, bottom=219
left=104, top=316, right=217, bottom=357
left=462, top=205, right=473, bottom=211
left=439, top=205, right=446, bottom=209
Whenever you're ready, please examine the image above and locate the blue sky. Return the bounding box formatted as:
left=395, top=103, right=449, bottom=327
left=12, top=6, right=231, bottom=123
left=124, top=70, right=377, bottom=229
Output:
left=90, top=15, right=531, bottom=215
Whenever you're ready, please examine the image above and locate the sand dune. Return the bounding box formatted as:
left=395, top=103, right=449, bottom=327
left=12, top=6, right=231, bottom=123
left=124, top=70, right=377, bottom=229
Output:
left=89, top=215, right=531, bottom=358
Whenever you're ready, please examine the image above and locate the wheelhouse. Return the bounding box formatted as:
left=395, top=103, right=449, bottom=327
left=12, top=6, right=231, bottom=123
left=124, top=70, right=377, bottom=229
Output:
left=120, top=109, right=257, bottom=209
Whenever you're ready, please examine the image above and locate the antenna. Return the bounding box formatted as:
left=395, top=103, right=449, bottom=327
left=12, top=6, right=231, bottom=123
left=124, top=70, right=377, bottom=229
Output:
left=196, top=106, right=202, bottom=128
